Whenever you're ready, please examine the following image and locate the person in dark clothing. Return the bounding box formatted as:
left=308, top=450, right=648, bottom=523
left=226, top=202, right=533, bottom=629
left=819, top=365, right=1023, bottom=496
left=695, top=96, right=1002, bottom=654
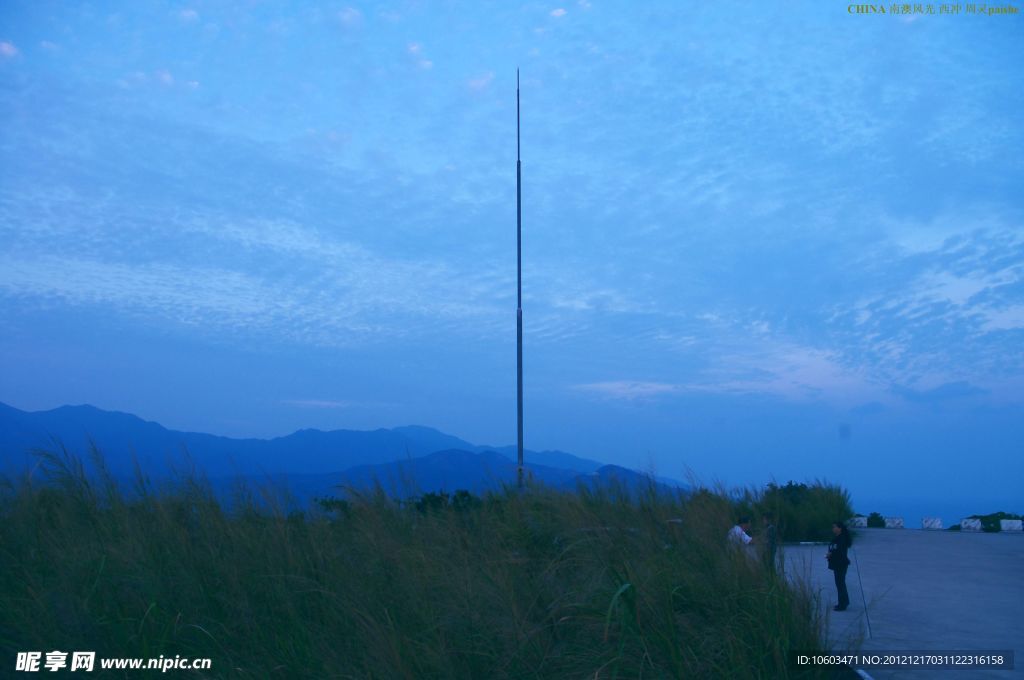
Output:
left=826, top=520, right=852, bottom=611
left=762, top=512, right=778, bottom=573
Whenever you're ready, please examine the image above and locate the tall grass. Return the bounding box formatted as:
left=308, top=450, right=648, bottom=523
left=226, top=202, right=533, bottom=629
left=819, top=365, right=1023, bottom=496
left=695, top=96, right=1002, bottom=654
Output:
left=1, top=449, right=848, bottom=678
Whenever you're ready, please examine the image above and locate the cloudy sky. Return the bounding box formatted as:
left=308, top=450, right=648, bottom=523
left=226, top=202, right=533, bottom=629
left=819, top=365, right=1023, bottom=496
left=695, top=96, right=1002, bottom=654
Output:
left=1, top=2, right=1021, bottom=513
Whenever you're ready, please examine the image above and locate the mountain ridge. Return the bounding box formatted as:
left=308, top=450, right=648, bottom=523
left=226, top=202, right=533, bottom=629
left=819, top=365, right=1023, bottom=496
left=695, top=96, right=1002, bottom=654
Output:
left=0, top=402, right=689, bottom=502
left=0, top=401, right=604, bottom=476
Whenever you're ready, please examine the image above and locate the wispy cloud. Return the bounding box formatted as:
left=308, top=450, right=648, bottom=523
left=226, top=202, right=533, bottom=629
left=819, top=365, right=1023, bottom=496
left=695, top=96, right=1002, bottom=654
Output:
left=891, top=381, right=987, bottom=404
left=551, top=8, right=568, bottom=17
left=114, top=69, right=196, bottom=90
left=882, top=212, right=1021, bottom=256
left=573, top=381, right=681, bottom=401
left=407, top=42, right=433, bottom=69
left=467, top=71, right=494, bottom=90
left=843, top=230, right=1021, bottom=345
left=980, top=305, right=1024, bottom=332
left=116, top=71, right=148, bottom=88
left=0, top=203, right=510, bottom=348
left=281, top=399, right=355, bottom=409
left=178, top=9, right=199, bottom=23
left=0, top=41, right=18, bottom=58
left=0, top=255, right=317, bottom=334
left=338, top=7, right=363, bottom=26
left=697, top=342, right=878, bottom=404
left=915, top=270, right=1015, bottom=307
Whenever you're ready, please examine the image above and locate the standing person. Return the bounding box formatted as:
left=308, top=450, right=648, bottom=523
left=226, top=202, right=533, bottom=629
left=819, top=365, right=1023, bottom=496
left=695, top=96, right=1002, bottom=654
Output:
left=762, top=512, right=778, bottom=572
left=826, top=521, right=852, bottom=611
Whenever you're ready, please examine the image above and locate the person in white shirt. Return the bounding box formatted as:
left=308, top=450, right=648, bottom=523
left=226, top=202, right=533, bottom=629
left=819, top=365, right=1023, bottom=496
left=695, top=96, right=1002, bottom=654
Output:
left=728, top=517, right=754, bottom=546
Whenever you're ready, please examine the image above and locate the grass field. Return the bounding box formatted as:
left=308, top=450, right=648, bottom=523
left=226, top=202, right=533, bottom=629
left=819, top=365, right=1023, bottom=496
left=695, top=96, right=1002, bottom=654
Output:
left=1, top=449, right=854, bottom=678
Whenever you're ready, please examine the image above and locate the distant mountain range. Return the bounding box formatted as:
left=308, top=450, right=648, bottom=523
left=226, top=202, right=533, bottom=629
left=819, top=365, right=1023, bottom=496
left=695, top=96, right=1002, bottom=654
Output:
left=0, top=402, right=688, bottom=502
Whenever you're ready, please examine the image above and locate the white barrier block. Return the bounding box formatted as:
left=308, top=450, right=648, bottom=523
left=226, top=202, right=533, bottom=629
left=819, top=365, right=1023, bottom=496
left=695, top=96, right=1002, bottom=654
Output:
left=1000, top=519, right=1023, bottom=532
left=849, top=516, right=867, bottom=528
left=884, top=516, right=904, bottom=529
left=961, top=518, right=983, bottom=532
left=922, top=517, right=943, bottom=530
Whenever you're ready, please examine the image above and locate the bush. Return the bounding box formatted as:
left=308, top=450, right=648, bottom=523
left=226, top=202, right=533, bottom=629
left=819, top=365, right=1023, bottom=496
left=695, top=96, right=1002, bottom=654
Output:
left=968, top=511, right=1023, bottom=533
left=414, top=490, right=450, bottom=513
left=753, top=480, right=854, bottom=542
left=313, top=495, right=350, bottom=516
left=867, top=512, right=885, bottom=528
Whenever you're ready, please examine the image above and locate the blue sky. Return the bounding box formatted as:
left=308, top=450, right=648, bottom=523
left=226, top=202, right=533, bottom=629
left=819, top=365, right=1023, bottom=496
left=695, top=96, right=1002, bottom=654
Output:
left=1, top=2, right=1022, bottom=513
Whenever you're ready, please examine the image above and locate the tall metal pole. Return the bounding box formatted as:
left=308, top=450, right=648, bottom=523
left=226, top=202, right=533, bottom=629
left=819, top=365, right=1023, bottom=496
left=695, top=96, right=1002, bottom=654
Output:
left=516, top=69, right=524, bottom=489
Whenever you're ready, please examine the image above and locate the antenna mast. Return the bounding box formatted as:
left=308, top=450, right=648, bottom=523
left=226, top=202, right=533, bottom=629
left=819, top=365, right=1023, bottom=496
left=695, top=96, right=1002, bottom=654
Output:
left=516, top=69, right=524, bottom=489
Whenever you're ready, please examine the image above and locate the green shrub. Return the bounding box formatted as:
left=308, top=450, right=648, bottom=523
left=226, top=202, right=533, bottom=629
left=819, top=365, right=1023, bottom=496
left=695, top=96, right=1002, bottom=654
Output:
left=753, top=480, right=855, bottom=542
left=313, top=495, right=350, bottom=516
left=451, top=488, right=481, bottom=512
left=968, top=511, right=1023, bottom=533
left=867, top=512, right=885, bottom=528
left=414, top=490, right=450, bottom=513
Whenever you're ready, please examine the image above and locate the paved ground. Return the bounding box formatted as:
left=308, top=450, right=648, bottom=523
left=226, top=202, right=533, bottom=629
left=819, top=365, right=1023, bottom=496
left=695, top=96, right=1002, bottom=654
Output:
left=784, top=528, right=1023, bottom=679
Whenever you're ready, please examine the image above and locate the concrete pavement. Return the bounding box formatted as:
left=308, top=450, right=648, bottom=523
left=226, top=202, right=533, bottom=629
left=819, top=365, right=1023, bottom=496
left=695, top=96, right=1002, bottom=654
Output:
left=784, top=528, right=1023, bottom=679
